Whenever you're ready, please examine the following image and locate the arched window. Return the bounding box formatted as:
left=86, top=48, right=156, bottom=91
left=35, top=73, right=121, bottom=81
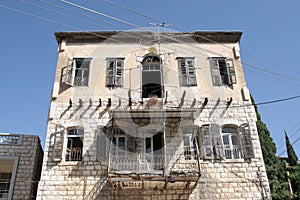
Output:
left=142, top=55, right=162, bottom=98
left=222, top=126, right=240, bottom=159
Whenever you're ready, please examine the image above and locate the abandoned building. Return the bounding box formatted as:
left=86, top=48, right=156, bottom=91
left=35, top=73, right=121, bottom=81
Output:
left=37, top=30, right=271, bottom=199
left=0, top=133, right=43, bottom=199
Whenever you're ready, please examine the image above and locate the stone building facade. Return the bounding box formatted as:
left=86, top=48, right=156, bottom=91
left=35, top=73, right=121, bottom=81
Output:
left=37, top=30, right=271, bottom=199
left=0, top=133, right=43, bottom=199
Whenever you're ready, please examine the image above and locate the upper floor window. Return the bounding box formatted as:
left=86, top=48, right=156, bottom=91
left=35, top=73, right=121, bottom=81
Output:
left=209, top=57, right=236, bottom=86
left=65, top=58, right=91, bottom=86
left=65, top=128, right=84, bottom=161
left=106, top=58, right=124, bottom=87
left=142, top=55, right=162, bottom=98
left=177, top=57, right=197, bottom=87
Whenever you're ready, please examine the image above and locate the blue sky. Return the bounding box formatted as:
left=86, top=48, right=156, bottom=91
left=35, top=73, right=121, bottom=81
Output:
left=0, top=0, right=299, bottom=156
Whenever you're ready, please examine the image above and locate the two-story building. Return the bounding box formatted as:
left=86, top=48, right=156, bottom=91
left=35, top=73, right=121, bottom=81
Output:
left=37, top=30, right=271, bottom=199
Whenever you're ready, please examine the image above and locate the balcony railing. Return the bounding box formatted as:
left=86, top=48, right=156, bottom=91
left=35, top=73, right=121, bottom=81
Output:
left=224, top=145, right=240, bottom=159
left=110, top=153, right=164, bottom=172
left=66, top=147, right=82, bottom=161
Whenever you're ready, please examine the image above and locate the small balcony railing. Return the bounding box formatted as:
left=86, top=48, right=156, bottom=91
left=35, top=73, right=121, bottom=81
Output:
left=66, top=147, right=82, bottom=161
left=224, top=145, right=240, bottom=159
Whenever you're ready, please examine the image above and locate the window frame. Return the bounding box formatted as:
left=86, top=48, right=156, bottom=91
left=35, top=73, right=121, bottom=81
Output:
left=209, top=57, right=237, bottom=86
left=221, top=125, right=241, bottom=159
left=177, top=57, right=197, bottom=87
left=0, top=156, right=19, bottom=200
left=65, top=127, right=84, bottom=162
left=106, top=58, right=125, bottom=88
left=65, top=58, right=91, bottom=87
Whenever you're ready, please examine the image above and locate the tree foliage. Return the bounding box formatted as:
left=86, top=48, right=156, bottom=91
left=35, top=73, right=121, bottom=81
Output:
left=252, top=95, right=291, bottom=200
left=285, top=132, right=299, bottom=166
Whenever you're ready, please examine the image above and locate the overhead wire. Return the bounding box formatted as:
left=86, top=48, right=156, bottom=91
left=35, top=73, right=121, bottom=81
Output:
left=102, top=0, right=300, bottom=76
left=39, top=0, right=127, bottom=30
left=1, top=0, right=300, bottom=107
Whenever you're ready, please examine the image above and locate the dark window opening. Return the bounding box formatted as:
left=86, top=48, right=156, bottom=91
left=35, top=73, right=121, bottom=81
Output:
left=66, top=128, right=84, bottom=161
left=210, top=58, right=236, bottom=86
left=142, top=55, right=163, bottom=98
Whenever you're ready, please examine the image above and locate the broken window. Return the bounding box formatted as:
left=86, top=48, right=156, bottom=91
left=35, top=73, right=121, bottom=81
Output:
left=177, top=57, right=197, bottom=86
left=222, top=126, right=241, bottom=159
left=209, top=57, right=236, bottom=86
left=65, top=128, right=84, bottom=161
left=142, top=55, right=162, bottom=98
left=106, top=58, right=124, bottom=87
left=65, top=58, right=91, bottom=86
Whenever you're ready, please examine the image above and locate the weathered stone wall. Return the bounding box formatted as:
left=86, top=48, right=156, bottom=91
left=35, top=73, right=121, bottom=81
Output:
left=38, top=31, right=271, bottom=199
left=0, top=134, right=43, bottom=199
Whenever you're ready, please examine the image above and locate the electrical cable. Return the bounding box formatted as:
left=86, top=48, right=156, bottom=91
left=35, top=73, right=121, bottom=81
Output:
left=102, top=0, right=300, bottom=75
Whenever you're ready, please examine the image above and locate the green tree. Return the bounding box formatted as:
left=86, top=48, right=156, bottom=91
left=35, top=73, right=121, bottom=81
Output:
left=285, top=131, right=299, bottom=166
left=252, top=95, right=291, bottom=200
left=289, top=165, right=300, bottom=199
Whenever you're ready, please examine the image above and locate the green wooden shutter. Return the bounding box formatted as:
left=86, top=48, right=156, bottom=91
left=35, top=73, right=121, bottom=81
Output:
left=97, top=126, right=108, bottom=162
left=239, top=123, right=254, bottom=159
left=210, top=59, right=222, bottom=86
left=211, top=123, right=224, bottom=159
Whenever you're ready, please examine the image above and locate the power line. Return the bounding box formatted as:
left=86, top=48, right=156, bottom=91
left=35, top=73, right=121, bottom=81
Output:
left=102, top=0, right=300, bottom=76
left=39, top=0, right=127, bottom=30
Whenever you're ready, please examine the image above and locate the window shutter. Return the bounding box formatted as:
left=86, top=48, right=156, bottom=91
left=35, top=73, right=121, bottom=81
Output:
left=178, top=59, right=187, bottom=86
left=210, top=60, right=222, bottom=86
left=65, top=61, right=75, bottom=86
left=187, top=59, right=197, bottom=86
left=226, top=59, right=237, bottom=85
left=201, top=125, right=213, bottom=159
left=52, top=125, right=65, bottom=162
left=210, top=123, right=224, bottom=159
left=239, top=123, right=254, bottom=158
left=115, top=59, right=123, bottom=87
left=192, top=125, right=200, bottom=156
left=81, top=59, right=91, bottom=86
left=97, top=126, right=108, bottom=162
left=106, top=60, right=114, bottom=87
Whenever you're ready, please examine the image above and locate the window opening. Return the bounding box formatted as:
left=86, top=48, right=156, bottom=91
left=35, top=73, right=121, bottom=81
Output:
left=0, top=173, right=12, bottom=199
left=210, top=57, right=236, bottom=86
left=66, top=128, right=84, bottom=161
left=106, top=58, right=124, bottom=87
left=65, top=58, right=91, bottom=86
left=222, top=126, right=240, bottom=159
left=142, top=55, right=162, bottom=98
left=177, top=58, right=197, bottom=86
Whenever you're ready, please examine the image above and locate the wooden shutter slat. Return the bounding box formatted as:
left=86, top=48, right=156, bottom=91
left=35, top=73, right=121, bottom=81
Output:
left=239, top=123, right=254, bottom=159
